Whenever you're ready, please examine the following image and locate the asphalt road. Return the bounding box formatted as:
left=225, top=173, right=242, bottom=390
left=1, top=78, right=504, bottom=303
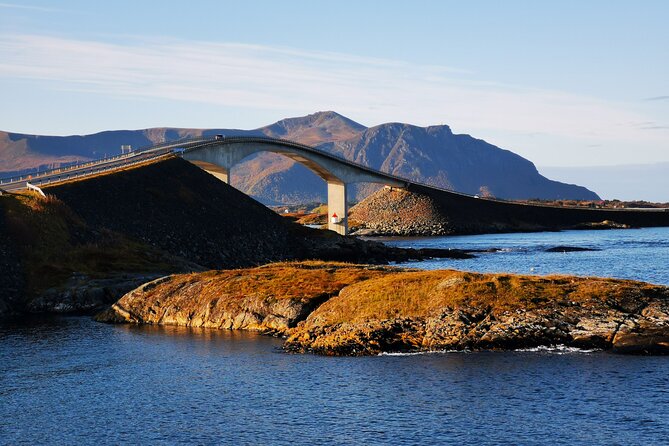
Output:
left=0, top=139, right=208, bottom=193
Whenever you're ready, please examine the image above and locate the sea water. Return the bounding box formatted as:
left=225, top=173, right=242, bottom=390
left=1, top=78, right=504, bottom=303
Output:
left=379, top=227, right=669, bottom=286
left=2, top=227, right=669, bottom=445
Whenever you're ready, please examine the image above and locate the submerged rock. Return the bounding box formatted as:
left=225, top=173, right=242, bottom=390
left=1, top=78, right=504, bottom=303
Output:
left=570, top=220, right=633, bottom=230
left=545, top=246, right=600, bottom=253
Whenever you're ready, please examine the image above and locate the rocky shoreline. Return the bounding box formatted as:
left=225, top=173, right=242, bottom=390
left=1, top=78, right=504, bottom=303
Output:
left=96, top=262, right=669, bottom=356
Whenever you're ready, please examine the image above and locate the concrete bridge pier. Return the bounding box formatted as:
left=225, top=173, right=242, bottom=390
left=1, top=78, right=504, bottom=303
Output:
left=206, top=167, right=229, bottom=184
left=327, top=182, right=348, bottom=235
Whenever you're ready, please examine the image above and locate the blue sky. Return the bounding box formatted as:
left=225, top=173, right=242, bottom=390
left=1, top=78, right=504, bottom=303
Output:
left=0, top=0, right=667, bottom=171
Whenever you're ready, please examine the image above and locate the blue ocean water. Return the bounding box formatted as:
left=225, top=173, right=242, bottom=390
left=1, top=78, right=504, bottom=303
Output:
left=2, top=317, right=669, bottom=446
left=2, top=227, right=669, bottom=445
left=380, top=227, right=669, bottom=285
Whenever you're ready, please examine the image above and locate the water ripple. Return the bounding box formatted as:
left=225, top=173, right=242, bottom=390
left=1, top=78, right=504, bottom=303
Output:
left=2, top=316, right=669, bottom=445
left=382, top=227, right=669, bottom=285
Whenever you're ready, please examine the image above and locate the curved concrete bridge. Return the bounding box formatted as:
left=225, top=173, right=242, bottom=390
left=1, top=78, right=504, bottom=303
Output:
left=4, top=134, right=669, bottom=236
left=139, top=135, right=669, bottom=235
left=181, top=136, right=409, bottom=235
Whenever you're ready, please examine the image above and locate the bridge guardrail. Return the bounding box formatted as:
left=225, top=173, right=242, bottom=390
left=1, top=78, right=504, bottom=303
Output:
left=0, top=151, right=139, bottom=185
left=190, top=135, right=474, bottom=196
left=21, top=153, right=176, bottom=190
left=131, top=136, right=208, bottom=153
left=0, top=137, right=209, bottom=185
left=3, top=154, right=162, bottom=191
left=3, top=138, right=219, bottom=192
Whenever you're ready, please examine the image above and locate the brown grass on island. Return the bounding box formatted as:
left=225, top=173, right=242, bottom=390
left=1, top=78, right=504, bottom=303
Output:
left=96, top=261, right=669, bottom=354
left=103, top=262, right=662, bottom=332
left=179, top=261, right=399, bottom=302
left=302, top=270, right=658, bottom=326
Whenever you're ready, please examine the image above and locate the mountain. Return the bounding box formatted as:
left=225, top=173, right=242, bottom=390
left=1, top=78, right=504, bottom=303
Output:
left=261, top=110, right=365, bottom=144
left=319, top=121, right=598, bottom=200
left=0, top=111, right=599, bottom=201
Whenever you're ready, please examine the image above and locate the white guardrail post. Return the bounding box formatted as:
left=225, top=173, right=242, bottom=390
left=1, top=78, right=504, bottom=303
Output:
left=26, top=182, right=46, bottom=197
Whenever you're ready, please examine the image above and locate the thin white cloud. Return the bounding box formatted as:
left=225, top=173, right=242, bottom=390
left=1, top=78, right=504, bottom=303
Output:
left=0, top=2, right=59, bottom=12
left=0, top=33, right=666, bottom=146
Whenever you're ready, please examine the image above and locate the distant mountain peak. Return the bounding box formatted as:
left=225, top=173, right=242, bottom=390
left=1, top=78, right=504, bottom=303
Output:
left=356, top=122, right=454, bottom=148
left=270, top=111, right=365, bottom=131
left=260, top=111, right=366, bottom=145
left=366, top=121, right=453, bottom=134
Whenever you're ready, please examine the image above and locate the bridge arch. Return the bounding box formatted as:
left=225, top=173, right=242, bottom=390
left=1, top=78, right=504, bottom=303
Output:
left=182, top=137, right=406, bottom=235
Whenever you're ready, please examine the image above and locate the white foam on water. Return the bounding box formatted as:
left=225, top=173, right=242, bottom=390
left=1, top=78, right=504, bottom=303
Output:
left=378, top=349, right=468, bottom=357
left=513, top=345, right=602, bottom=354
left=379, top=345, right=601, bottom=356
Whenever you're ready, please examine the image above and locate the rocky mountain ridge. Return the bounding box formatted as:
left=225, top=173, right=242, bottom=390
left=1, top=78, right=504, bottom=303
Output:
left=1, top=111, right=599, bottom=202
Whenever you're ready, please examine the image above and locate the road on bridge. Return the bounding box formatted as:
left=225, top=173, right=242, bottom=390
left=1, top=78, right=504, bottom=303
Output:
left=0, top=138, right=212, bottom=193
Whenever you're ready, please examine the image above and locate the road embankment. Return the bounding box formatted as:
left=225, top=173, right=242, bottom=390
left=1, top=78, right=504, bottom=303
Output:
left=350, top=186, right=669, bottom=236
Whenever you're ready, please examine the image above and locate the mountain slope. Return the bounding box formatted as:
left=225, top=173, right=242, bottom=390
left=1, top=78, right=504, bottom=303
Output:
left=261, top=110, right=365, bottom=144
left=320, top=122, right=598, bottom=200
left=0, top=111, right=599, bottom=201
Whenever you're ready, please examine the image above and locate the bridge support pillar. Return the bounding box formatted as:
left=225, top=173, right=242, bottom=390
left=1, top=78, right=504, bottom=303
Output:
left=207, top=168, right=230, bottom=184
left=327, top=182, right=348, bottom=236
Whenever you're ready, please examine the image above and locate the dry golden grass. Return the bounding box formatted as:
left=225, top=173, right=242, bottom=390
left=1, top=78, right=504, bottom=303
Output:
left=310, top=204, right=328, bottom=215
left=307, top=269, right=657, bottom=325
left=296, top=212, right=326, bottom=225
left=160, top=261, right=399, bottom=305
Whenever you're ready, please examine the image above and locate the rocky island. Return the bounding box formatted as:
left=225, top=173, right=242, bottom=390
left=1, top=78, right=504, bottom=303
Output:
left=97, top=261, right=669, bottom=355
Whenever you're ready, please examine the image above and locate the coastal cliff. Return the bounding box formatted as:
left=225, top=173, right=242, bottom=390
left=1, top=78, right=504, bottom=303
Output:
left=97, top=262, right=669, bottom=355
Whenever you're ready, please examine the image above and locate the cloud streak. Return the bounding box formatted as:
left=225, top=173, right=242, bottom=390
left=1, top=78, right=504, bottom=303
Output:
left=0, top=2, right=60, bottom=12
left=645, top=95, right=669, bottom=101
left=0, top=33, right=665, bottom=144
